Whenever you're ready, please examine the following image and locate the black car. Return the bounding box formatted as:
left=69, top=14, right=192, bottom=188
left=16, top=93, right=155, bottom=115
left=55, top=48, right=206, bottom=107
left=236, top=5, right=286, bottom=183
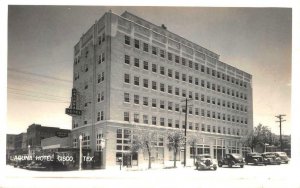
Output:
left=218, top=153, right=245, bottom=168
left=245, top=153, right=267, bottom=165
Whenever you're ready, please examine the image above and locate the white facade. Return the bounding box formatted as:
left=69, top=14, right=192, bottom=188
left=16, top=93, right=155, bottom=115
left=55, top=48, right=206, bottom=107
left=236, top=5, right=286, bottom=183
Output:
left=68, top=11, right=253, bottom=168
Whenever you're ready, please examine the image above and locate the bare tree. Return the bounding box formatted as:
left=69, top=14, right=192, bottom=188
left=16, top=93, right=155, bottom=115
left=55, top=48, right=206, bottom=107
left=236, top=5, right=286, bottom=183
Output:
left=166, top=130, right=185, bottom=168
left=129, top=127, right=158, bottom=169
left=187, top=132, right=200, bottom=165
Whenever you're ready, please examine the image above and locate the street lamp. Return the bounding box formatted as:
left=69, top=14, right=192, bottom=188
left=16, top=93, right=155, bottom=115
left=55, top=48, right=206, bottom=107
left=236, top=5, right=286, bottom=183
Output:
left=264, top=143, right=269, bottom=153
left=79, top=135, right=83, bottom=171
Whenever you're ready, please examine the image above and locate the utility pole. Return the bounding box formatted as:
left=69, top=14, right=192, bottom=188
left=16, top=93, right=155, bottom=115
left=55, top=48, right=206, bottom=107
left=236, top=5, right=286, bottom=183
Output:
left=182, top=98, right=192, bottom=167
left=275, top=114, right=286, bottom=152
left=184, top=98, right=187, bottom=167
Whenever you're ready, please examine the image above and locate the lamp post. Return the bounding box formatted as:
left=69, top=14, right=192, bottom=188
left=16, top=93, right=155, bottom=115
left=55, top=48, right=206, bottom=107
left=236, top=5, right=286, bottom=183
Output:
left=79, top=135, right=83, bottom=171
left=264, top=143, right=269, bottom=153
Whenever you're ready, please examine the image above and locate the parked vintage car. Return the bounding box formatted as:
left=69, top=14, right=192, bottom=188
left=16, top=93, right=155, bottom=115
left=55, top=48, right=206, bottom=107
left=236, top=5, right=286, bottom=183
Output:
left=195, top=154, right=217, bottom=170
left=218, top=153, right=245, bottom=168
left=273, top=152, right=289, bottom=164
left=261, top=153, right=281, bottom=165
left=245, top=153, right=267, bottom=165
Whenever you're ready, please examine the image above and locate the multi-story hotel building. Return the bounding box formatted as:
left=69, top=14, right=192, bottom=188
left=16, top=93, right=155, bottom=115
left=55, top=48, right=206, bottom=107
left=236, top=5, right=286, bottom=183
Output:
left=66, top=11, right=253, bottom=168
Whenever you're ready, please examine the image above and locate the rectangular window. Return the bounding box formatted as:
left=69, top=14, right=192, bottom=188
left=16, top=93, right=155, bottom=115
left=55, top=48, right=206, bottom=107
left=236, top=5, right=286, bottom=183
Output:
left=207, top=110, right=211, bottom=118
left=124, top=112, right=129, bottom=121
left=143, top=61, right=148, bottom=70
left=124, top=55, right=130, bottom=64
left=201, top=109, right=205, bottom=116
left=168, top=119, right=172, bottom=127
left=189, top=76, right=193, bottom=84
left=160, top=83, right=165, bottom=92
left=134, top=39, right=140, bottom=49
left=182, top=58, right=186, bottom=66
left=207, top=125, right=211, bottom=132
left=201, top=124, right=205, bottom=131
left=207, top=81, right=211, bottom=89
left=125, top=35, right=130, bottom=45
left=189, top=60, right=193, bottom=68
left=124, top=93, right=130, bottom=102
left=201, top=94, right=205, bottom=102
left=168, top=102, right=173, bottom=111
left=195, top=93, right=199, bottom=100
left=143, top=97, right=148, bottom=106
left=134, top=58, right=139, bottom=67
left=168, top=52, right=173, bottom=61
left=189, top=91, right=193, bottom=99
left=143, top=79, right=148, bottom=88
left=175, top=87, right=180, bottom=96
left=175, top=104, right=180, bottom=112
left=175, top=55, right=180, bottom=63
left=152, top=64, right=157, bottom=73
left=152, top=99, right=157, bottom=107
left=124, top=74, right=130, bottom=83
left=160, top=100, right=165, bottom=109
left=160, top=118, right=165, bottom=126
left=134, top=76, right=139, bottom=86
left=143, top=43, right=149, bottom=52
left=168, top=69, right=173, bottom=78
left=134, top=95, right=139, bottom=104
left=175, top=71, right=180, bottom=80
left=101, top=111, right=104, bottom=120
left=182, top=90, right=186, bottom=97
left=195, top=63, right=199, bottom=70
left=152, top=46, right=157, bottom=55
left=168, top=85, right=172, bottom=94
left=160, top=49, right=165, bottom=58
left=201, top=80, right=205, bottom=87
left=212, top=69, right=216, bottom=77
left=143, top=115, right=148, bottom=124
left=152, top=81, right=157, bottom=90
left=195, top=78, right=199, bottom=85
left=195, top=108, right=199, bottom=115
left=134, top=113, right=139, bottom=123
left=201, top=65, right=205, bottom=72
left=152, top=116, right=157, bottom=125
left=182, top=74, right=186, bottom=82
left=175, top=120, right=179, bottom=128
left=160, top=66, right=165, bottom=75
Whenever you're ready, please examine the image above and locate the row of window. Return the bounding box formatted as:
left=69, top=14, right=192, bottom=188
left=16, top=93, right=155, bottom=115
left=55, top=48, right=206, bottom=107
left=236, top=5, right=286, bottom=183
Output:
left=124, top=35, right=249, bottom=89
left=124, top=91, right=248, bottom=113
left=123, top=112, right=245, bottom=136
left=123, top=101, right=248, bottom=124
left=124, top=73, right=248, bottom=102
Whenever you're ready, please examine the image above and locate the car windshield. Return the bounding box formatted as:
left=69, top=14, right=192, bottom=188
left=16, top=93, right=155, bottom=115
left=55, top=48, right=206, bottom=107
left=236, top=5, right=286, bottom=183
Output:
left=264, top=154, right=275, bottom=157
left=199, top=155, right=211, bottom=160
left=277, top=152, right=287, bottom=156
left=231, top=154, right=243, bottom=159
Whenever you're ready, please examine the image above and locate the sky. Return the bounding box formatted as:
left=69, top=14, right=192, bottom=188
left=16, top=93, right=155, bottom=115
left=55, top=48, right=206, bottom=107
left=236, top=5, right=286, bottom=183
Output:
left=5, top=5, right=292, bottom=135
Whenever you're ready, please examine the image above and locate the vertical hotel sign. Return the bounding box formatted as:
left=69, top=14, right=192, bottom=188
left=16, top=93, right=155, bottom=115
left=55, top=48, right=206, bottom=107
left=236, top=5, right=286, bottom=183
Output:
left=65, top=88, right=82, bottom=116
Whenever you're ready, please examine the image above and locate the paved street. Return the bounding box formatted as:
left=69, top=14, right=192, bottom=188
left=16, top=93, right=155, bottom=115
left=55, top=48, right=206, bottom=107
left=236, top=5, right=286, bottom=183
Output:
left=2, top=162, right=299, bottom=188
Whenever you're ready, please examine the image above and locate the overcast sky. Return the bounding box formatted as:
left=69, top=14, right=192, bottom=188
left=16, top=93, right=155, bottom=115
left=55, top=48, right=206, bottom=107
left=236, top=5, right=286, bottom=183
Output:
left=6, top=6, right=291, bottom=135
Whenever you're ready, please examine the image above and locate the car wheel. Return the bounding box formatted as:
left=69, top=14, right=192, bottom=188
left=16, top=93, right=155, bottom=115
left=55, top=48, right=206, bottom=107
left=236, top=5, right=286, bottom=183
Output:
left=218, top=162, right=222, bottom=167
left=213, top=166, right=217, bottom=171
left=285, top=161, right=288, bottom=164
left=240, top=165, right=244, bottom=168
left=229, top=163, right=232, bottom=168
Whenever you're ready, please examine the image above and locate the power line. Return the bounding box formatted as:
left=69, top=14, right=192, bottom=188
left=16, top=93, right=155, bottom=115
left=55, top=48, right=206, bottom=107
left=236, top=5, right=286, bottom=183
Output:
left=8, top=68, right=72, bottom=83
left=8, top=87, right=69, bottom=100
left=8, top=91, right=70, bottom=103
